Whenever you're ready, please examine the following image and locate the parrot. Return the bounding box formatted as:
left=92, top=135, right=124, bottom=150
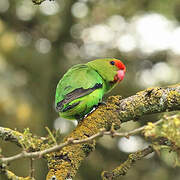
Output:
left=55, top=58, right=126, bottom=120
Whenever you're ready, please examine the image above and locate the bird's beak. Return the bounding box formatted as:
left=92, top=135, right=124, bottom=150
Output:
left=117, top=70, right=125, bottom=82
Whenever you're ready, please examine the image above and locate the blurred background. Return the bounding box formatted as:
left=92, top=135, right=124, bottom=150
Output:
left=0, top=0, right=180, bottom=179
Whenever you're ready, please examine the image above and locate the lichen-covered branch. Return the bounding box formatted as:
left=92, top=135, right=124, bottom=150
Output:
left=144, top=113, right=180, bottom=155
left=0, top=127, right=24, bottom=147
left=46, top=84, right=180, bottom=180
left=101, top=146, right=154, bottom=180
left=101, top=115, right=180, bottom=180
left=0, top=119, right=162, bottom=164
left=0, top=85, right=179, bottom=179
left=0, top=127, right=45, bottom=152
left=1, top=112, right=179, bottom=180
left=2, top=169, right=34, bottom=180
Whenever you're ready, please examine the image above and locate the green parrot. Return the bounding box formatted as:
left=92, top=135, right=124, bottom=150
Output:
left=55, top=58, right=126, bottom=120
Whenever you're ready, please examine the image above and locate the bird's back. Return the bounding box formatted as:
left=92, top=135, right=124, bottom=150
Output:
left=55, top=64, right=105, bottom=119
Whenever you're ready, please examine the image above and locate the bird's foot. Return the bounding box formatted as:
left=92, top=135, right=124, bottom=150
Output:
left=98, top=101, right=107, bottom=106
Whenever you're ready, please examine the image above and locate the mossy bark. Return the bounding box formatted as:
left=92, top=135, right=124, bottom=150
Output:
left=46, top=84, right=180, bottom=180
left=101, top=146, right=154, bottom=180
left=0, top=127, right=24, bottom=147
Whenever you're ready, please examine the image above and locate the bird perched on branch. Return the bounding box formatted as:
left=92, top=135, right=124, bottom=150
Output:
left=55, top=58, right=126, bottom=120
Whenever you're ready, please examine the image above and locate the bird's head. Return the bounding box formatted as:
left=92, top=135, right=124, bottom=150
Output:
left=87, top=58, right=126, bottom=91
left=88, top=58, right=126, bottom=82
left=108, top=59, right=126, bottom=83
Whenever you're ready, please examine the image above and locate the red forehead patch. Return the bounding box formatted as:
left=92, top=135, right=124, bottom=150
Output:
left=114, top=59, right=126, bottom=71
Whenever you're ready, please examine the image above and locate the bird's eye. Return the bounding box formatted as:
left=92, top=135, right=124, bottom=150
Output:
left=110, top=61, right=115, bottom=65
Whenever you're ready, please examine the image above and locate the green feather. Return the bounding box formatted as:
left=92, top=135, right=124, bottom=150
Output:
left=55, top=64, right=105, bottom=119
left=87, top=58, right=119, bottom=92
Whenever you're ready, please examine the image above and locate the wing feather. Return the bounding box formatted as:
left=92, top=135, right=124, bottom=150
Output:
left=55, top=64, right=103, bottom=112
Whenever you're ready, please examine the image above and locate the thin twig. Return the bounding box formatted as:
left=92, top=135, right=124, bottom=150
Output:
left=110, top=119, right=163, bottom=138
left=0, top=119, right=163, bottom=164
left=45, top=127, right=57, bottom=145
left=29, top=158, right=35, bottom=179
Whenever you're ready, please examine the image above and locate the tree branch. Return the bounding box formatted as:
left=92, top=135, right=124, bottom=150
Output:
left=0, top=127, right=24, bottom=147
left=101, top=146, right=154, bottom=180
left=46, top=84, right=180, bottom=180
left=0, top=119, right=163, bottom=164
left=2, top=169, right=34, bottom=180
left=0, top=84, right=179, bottom=179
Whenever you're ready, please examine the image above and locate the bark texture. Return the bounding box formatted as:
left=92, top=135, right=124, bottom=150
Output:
left=46, top=84, right=180, bottom=180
